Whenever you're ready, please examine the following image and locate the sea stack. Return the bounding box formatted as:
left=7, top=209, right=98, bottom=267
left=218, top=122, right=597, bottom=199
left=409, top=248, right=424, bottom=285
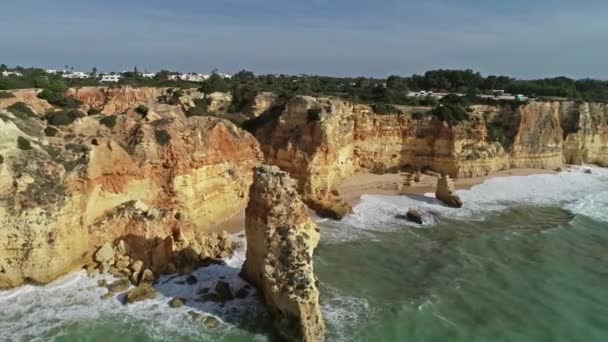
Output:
left=436, top=174, right=463, bottom=208
left=241, top=165, right=325, bottom=342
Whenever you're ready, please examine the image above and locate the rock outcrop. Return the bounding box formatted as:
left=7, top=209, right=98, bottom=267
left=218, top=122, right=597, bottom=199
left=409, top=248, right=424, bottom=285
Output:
left=241, top=165, right=325, bottom=342
left=256, top=96, right=608, bottom=217
left=0, top=94, right=262, bottom=288
left=435, top=175, right=463, bottom=208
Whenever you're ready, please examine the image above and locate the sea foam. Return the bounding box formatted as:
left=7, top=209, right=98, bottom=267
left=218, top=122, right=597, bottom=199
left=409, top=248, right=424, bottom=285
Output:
left=324, top=166, right=608, bottom=243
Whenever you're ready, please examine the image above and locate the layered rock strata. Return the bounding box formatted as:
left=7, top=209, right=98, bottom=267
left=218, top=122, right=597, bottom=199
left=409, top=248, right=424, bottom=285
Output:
left=0, top=97, right=262, bottom=288
left=256, top=96, right=608, bottom=216
left=241, top=165, right=325, bottom=342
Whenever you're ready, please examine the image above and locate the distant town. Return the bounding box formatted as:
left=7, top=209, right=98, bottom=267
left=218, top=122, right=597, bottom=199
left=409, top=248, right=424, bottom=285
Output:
left=2, top=67, right=232, bottom=83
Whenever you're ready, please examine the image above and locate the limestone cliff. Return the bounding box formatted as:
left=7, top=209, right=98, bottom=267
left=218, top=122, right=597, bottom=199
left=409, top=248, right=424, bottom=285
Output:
left=256, top=96, right=608, bottom=215
left=0, top=100, right=262, bottom=288
left=241, top=165, right=325, bottom=342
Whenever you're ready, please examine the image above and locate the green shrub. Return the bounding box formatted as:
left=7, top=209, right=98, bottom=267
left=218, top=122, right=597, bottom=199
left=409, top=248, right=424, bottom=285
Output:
left=46, top=109, right=85, bottom=126
left=17, top=136, right=32, bottom=150
left=135, top=105, right=149, bottom=116
left=372, top=103, right=403, bottom=115
left=99, top=115, right=117, bottom=129
left=38, top=89, right=82, bottom=108
left=0, top=91, right=15, bottom=98
left=6, top=102, right=37, bottom=119
left=412, top=111, right=427, bottom=120
left=0, top=154, right=3, bottom=164
left=44, top=126, right=59, bottom=137
left=186, top=98, right=209, bottom=117
left=87, top=108, right=102, bottom=115
left=307, top=108, right=322, bottom=122
left=487, top=123, right=513, bottom=149
left=154, top=129, right=171, bottom=145
left=430, top=103, right=469, bottom=123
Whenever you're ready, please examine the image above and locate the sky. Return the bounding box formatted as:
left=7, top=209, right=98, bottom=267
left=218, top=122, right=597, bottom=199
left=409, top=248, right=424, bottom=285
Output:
left=1, top=0, right=608, bottom=79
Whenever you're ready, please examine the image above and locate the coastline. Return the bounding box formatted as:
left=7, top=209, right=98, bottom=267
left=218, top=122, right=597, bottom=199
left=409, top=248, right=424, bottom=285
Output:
left=338, top=168, right=558, bottom=207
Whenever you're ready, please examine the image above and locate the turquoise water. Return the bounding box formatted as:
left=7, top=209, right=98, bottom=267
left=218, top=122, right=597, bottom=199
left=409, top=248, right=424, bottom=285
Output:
left=1, top=167, right=607, bottom=341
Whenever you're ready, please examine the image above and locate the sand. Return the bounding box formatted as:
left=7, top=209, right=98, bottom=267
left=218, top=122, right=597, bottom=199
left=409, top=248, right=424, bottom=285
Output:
left=338, top=168, right=558, bottom=206
left=211, top=168, right=559, bottom=232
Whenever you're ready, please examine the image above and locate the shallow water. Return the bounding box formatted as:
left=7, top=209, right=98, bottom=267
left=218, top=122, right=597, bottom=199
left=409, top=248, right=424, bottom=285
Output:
left=1, top=167, right=607, bottom=341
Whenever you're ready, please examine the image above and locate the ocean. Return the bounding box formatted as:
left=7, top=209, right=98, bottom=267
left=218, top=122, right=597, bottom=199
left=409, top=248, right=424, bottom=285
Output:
left=1, top=166, right=607, bottom=341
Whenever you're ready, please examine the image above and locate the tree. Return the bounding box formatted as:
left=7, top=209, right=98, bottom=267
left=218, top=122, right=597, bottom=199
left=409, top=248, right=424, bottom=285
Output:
left=0, top=64, right=7, bottom=71
left=200, top=72, right=230, bottom=94
left=91, top=67, right=98, bottom=77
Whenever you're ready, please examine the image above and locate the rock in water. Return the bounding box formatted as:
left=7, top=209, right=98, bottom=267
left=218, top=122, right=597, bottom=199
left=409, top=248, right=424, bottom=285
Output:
left=123, top=284, right=157, bottom=304
left=435, top=175, right=463, bottom=208
left=168, top=297, right=186, bottom=308
left=241, top=165, right=325, bottom=342
left=406, top=209, right=423, bottom=224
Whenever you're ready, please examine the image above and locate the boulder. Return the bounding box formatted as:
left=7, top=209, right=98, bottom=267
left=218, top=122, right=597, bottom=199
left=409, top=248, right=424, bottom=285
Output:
left=406, top=209, right=423, bottom=224
left=435, top=175, right=463, bottom=208
left=94, top=243, right=114, bottom=264
left=168, top=297, right=186, bottom=308
left=185, top=275, right=198, bottom=285
left=122, top=284, right=157, bottom=304
left=139, top=269, right=155, bottom=285
left=107, top=278, right=131, bottom=293
left=215, top=281, right=234, bottom=302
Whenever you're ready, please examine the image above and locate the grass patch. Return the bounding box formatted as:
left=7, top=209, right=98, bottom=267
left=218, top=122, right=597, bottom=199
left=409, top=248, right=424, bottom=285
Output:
left=6, top=102, right=37, bottom=120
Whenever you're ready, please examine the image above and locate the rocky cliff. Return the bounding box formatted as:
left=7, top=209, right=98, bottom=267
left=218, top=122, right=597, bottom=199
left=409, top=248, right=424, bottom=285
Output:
left=256, top=96, right=608, bottom=214
left=0, top=93, right=262, bottom=288
left=241, top=165, right=325, bottom=342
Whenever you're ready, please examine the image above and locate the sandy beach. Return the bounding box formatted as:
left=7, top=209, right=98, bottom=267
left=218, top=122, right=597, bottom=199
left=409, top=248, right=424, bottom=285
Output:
left=338, top=168, right=558, bottom=206
left=212, top=168, right=559, bottom=233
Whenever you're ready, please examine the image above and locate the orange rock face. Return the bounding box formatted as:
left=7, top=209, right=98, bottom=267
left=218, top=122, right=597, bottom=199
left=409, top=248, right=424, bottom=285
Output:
left=256, top=96, right=608, bottom=216
left=242, top=165, right=325, bottom=342
left=0, top=92, right=262, bottom=288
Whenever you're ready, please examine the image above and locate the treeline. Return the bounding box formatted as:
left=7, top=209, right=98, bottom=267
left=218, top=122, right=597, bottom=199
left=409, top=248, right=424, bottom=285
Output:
left=3, top=63, right=608, bottom=104
left=200, top=69, right=608, bottom=110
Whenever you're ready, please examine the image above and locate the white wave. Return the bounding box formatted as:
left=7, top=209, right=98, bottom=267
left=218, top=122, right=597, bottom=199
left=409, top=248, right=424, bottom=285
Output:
left=0, top=234, right=269, bottom=342
left=320, top=284, right=369, bottom=342
left=335, top=166, right=608, bottom=237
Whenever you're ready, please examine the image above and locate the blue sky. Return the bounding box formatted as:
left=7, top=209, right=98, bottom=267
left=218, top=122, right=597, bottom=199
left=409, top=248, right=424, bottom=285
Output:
left=2, top=0, right=607, bottom=78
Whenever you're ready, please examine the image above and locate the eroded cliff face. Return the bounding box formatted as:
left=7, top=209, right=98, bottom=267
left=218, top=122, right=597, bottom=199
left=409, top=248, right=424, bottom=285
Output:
left=242, top=165, right=325, bottom=342
left=257, top=96, right=608, bottom=212
left=0, top=101, right=262, bottom=288
left=66, top=86, right=171, bottom=114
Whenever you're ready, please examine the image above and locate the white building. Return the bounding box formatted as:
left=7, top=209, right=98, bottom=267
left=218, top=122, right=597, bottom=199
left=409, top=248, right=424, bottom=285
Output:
left=176, top=73, right=210, bottom=82
left=1, top=71, right=23, bottom=77
left=141, top=73, right=156, bottom=78
left=62, top=71, right=89, bottom=79
left=101, top=74, right=122, bottom=82
left=46, top=69, right=59, bottom=74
